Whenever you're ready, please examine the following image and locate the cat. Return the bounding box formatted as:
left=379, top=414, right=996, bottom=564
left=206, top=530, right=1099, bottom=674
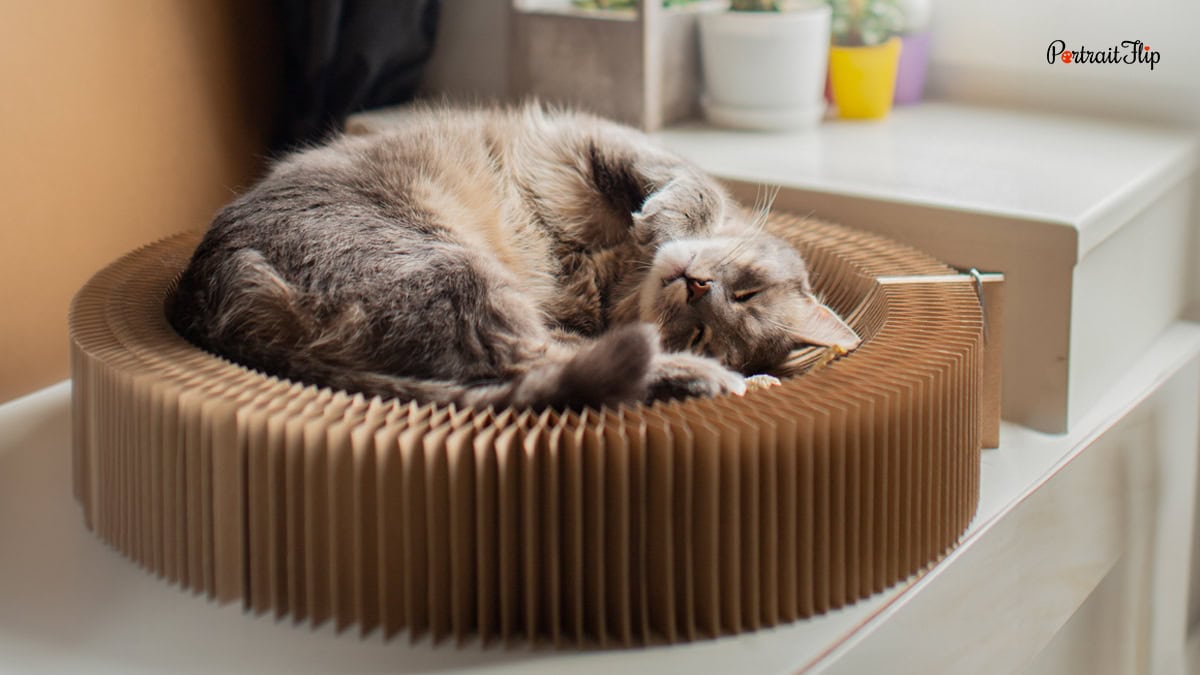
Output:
left=167, top=103, right=859, bottom=411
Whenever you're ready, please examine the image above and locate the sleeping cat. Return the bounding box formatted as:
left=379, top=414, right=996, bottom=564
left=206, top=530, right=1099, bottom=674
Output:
left=167, top=104, right=859, bottom=411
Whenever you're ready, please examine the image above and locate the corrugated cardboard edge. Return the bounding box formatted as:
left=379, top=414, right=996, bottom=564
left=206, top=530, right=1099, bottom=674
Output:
left=68, top=212, right=993, bottom=646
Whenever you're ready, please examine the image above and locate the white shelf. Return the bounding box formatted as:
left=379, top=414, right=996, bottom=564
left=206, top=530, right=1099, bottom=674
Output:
left=654, top=102, right=1196, bottom=258
left=2, top=322, right=1198, bottom=673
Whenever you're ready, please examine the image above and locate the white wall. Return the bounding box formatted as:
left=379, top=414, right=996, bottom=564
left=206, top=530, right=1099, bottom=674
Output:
left=926, top=0, right=1200, bottom=126
left=423, top=1, right=1200, bottom=126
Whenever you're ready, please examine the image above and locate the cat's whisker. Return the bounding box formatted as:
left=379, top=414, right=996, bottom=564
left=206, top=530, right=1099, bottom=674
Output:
left=756, top=185, right=775, bottom=227
left=718, top=229, right=759, bottom=267
left=751, top=185, right=777, bottom=227
left=758, top=184, right=771, bottom=218
left=750, top=185, right=780, bottom=236
left=749, top=183, right=766, bottom=222
left=717, top=185, right=779, bottom=268
left=716, top=238, right=748, bottom=267
left=748, top=189, right=768, bottom=228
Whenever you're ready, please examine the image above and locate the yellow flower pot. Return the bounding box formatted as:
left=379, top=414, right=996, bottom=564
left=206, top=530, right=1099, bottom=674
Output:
left=829, top=37, right=903, bottom=120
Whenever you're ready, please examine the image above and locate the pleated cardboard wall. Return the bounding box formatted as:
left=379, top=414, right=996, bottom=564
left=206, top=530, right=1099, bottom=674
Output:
left=69, top=213, right=994, bottom=646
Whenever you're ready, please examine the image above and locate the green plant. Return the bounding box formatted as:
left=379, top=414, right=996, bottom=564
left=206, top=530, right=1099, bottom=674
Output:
left=730, top=0, right=779, bottom=10
left=829, top=0, right=903, bottom=46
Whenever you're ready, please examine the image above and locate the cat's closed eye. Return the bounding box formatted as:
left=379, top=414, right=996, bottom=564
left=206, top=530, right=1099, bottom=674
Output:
left=732, top=288, right=762, bottom=303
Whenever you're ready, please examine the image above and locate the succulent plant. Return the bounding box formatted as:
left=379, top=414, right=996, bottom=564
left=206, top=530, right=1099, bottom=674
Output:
left=829, top=0, right=904, bottom=46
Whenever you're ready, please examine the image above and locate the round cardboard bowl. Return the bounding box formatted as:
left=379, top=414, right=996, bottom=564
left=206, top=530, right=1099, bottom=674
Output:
left=68, top=212, right=983, bottom=646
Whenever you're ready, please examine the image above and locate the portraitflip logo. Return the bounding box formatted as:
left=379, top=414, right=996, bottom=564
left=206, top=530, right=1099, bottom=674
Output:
left=1047, top=39, right=1161, bottom=70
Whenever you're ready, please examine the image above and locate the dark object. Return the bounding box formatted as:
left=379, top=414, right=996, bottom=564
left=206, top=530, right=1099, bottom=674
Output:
left=274, top=0, right=440, bottom=151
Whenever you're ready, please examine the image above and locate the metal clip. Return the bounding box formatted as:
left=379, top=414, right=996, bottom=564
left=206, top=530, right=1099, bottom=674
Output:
left=962, top=267, right=988, bottom=345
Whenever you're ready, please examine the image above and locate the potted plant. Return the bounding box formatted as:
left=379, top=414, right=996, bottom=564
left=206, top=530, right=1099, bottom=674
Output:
left=827, top=0, right=905, bottom=119
left=893, top=0, right=932, bottom=104
left=698, top=0, right=832, bottom=131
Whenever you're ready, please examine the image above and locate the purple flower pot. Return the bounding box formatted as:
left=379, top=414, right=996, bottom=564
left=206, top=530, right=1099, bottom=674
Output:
left=894, top=31, right=931, bottom=105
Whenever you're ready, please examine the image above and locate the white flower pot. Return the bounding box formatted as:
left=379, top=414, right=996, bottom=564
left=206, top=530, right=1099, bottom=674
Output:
left=699, top=5, right=831, bottom=131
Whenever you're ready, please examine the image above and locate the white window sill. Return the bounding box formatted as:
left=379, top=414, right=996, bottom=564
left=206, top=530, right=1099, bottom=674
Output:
left=0, top=322, right=1197, bottom=673
left=652, top=101, right=1197, bottom=258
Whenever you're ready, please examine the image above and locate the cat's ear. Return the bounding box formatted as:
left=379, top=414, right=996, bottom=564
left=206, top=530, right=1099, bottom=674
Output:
left=789, top=296, right=861, bottom=351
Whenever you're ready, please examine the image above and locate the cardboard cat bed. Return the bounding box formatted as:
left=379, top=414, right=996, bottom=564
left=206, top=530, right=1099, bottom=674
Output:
left=68, top=212, right=1000, bottom=646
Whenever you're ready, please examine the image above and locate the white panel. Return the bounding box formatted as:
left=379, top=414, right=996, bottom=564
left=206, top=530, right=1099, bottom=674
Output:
left=1069, top=178, right=1192, bottom=427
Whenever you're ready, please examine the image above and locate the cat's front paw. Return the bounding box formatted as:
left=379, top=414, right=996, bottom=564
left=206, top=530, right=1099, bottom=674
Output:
left=646, top=352, right=747, bottom=402
left=632, top=175, right=722, bottom=245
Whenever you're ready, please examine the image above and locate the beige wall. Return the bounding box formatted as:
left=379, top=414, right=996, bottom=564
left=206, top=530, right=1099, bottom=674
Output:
left=0, top=2, right=276, bottom=403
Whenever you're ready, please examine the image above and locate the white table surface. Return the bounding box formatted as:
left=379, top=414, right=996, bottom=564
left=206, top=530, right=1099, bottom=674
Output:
left=652, top=102, right=1197, bottom=257
left=4, top=322, right=1200, bottom=674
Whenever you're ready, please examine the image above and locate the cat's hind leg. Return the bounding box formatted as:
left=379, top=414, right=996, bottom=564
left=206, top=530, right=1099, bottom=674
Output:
left=461, top=323, right=660, bottom=410
left=352, top=242, right=664, bottom=410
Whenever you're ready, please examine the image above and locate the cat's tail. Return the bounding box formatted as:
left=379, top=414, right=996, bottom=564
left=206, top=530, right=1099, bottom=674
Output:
left=306, top=324, right=658, bottom=411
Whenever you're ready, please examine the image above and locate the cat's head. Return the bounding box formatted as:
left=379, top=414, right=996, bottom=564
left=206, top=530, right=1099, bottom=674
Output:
left=639, top=234, right=860, bottom=374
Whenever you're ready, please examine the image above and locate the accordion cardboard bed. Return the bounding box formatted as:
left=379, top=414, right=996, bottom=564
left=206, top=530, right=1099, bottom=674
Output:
left=68, top=213, right=999, bottom=647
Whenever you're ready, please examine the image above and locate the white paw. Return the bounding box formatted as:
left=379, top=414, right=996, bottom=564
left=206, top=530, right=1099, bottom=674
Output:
left=745, top=374, right=782, bottom=391
left=647, top=352, right=746, bottom=401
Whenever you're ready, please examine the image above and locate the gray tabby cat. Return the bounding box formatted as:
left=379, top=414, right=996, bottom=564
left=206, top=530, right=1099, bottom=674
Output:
left=167, top=104, right=859, bottom=410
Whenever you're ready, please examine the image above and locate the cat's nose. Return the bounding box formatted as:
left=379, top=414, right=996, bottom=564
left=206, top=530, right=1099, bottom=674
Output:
left=685, top=276, right=711, bottom=304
